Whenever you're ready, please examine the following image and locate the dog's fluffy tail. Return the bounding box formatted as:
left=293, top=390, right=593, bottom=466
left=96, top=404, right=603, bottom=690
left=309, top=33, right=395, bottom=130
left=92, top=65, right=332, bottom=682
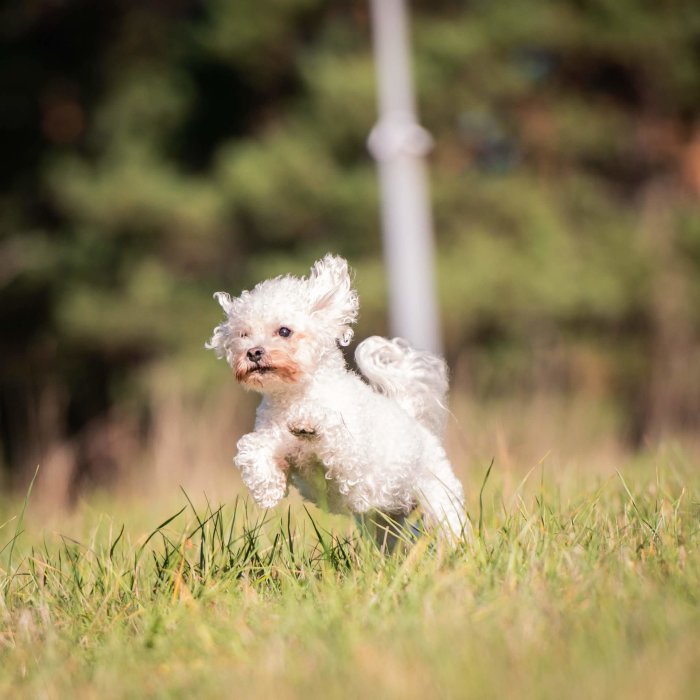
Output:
left=355, top=336, right=449, bottom=437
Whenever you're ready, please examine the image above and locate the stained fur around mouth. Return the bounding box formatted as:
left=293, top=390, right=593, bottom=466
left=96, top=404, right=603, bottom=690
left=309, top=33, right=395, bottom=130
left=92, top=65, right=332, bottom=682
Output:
left=233, top=348, right=302, bottom=386
left=249, top=365, right=274, bottom=374
left=235, top=358, right=276, bottom=383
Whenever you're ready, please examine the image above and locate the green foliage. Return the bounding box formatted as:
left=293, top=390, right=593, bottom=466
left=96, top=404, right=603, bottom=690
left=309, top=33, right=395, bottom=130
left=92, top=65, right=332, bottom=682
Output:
left=1, top=0, right=700, bottom=474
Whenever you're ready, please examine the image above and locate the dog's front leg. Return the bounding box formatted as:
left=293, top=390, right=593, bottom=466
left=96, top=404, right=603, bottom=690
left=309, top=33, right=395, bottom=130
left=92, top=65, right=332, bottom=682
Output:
left=234, top=429, right=290, bottom=509
left=287, top=405, right=366, bottom=501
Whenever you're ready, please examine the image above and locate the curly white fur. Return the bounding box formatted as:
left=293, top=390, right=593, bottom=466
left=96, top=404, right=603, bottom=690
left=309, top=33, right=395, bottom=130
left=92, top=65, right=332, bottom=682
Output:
left=206, top=254, right=466, bottom=543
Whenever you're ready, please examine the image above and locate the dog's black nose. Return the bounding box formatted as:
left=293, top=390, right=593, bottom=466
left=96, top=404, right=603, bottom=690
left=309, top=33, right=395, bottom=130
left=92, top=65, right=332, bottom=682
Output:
left=247, top=346, right=265, bottom=362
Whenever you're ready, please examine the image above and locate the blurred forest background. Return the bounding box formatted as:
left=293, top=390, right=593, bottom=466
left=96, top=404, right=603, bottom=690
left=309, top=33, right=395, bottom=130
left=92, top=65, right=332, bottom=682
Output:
left=1, top=0, right=700, bottom=506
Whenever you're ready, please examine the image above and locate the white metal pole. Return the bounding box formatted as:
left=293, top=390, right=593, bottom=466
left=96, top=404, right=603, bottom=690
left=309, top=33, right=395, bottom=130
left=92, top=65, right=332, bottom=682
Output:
left=368, top=0, right=442, bottom=354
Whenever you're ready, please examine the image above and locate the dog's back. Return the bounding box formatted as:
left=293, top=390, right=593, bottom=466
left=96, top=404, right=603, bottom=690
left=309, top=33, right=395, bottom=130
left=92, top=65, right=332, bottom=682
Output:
left=354, top=336, right=449, bottom=437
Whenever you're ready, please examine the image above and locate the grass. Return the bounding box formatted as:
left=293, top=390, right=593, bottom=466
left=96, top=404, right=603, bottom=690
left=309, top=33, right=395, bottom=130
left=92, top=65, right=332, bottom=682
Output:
left=1, top=455, right=699, bottom=699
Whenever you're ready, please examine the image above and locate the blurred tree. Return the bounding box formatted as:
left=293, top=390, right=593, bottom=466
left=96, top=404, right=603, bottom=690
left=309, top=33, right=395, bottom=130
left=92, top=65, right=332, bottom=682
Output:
left=1, top=0, right=699, bottom=488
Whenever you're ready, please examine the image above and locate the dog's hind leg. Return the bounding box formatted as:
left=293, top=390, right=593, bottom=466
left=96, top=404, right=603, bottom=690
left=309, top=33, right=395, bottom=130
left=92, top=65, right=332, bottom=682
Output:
left=416, top=447, right=468, bottom=544
left=355, top=510, right=414, bottom=553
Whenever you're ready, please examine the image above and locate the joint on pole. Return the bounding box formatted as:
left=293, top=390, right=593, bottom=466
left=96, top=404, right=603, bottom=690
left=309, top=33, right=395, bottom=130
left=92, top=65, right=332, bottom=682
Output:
left=367, top=112, right=433, bottom=162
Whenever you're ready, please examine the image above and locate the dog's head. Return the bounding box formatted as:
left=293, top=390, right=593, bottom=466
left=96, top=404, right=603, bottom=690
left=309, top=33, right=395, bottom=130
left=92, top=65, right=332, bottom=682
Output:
left=206, top=254, right=359, bottom=393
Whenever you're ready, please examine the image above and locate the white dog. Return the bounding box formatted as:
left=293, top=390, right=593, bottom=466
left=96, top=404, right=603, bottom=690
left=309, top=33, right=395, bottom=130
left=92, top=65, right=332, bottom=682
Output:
left=207, top=254, right=466, bottom=542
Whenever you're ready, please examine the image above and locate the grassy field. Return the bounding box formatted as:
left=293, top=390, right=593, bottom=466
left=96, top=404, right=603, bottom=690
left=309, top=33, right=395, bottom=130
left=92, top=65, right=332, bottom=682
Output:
left=1, top=452, right=699, bottom=699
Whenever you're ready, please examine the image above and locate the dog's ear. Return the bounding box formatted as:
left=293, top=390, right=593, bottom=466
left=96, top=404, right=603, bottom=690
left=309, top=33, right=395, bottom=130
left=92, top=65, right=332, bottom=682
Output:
left=307, top=254, right=359, bottom=346
left=206, top=291, right=241, bottom=363
left=212, top=291, right=235, bottom=315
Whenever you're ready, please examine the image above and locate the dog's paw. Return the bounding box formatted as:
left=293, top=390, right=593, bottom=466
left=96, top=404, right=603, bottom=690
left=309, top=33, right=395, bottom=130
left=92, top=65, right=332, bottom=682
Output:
left=286, top=404, right=333, bottom=440
left=288, top=420, right=319, bottom=439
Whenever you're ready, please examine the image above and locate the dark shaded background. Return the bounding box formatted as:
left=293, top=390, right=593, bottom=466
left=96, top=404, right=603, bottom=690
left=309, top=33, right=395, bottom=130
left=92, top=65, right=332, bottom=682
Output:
left=2, top=0, right=700, bottom=500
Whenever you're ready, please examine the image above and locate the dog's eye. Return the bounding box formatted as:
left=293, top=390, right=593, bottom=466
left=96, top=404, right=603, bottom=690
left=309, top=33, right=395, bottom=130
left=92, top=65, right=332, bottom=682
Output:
left=278, top=327, right=292, bottom=338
